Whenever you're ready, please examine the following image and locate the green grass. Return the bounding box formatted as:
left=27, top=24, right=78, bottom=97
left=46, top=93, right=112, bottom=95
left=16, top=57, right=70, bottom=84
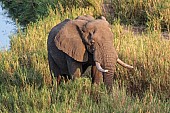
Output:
left=0, top=1, right=170, bottom=113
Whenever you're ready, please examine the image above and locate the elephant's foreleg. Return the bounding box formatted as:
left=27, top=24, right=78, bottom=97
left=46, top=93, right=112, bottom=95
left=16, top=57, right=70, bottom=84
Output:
left=91, top=66, right=102, bottom=85
left=48, top=53, right=61, bottom=103
left=66, top=56, right=82, bottom=80
left=48, top=53, right=62, bottom=85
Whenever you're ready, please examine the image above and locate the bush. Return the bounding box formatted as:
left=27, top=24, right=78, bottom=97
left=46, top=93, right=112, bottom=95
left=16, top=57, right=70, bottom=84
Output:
left=0, top=0, right=102, bottom=26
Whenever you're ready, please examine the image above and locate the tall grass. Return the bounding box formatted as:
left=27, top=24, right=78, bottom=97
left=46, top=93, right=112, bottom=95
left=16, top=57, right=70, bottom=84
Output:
left=0, top=1, right=170, bottom=113
left=105, top=0, right=170, bottom=31
left=112, top=21, right=170, bottom=99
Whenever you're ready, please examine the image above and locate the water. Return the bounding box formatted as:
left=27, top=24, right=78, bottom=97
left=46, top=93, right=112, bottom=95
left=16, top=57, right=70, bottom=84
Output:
left=0, top=2, right=16, bottom=50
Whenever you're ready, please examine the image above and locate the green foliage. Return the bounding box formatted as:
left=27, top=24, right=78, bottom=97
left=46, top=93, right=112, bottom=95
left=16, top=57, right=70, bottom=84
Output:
left=0, top=0, right=102, bottom=26
left=0, top=0, right=170, bottom=112
left=1, top=0, right=55, bottom=26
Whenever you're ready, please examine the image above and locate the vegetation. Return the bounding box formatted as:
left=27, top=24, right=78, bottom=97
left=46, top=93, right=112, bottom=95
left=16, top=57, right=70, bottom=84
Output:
left=1, top=0, right=55, bottom=26
left=1, top=0, right=169, bottom=31
left=105, top=0, right=170, bottom=31
left=0, top=0, right=101, bottom=26
left=0, top=0, right=170, bottom=112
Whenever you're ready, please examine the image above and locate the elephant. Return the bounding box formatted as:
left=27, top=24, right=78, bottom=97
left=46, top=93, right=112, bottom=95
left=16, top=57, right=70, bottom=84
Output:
left=47, top=15, right=133, bottom=91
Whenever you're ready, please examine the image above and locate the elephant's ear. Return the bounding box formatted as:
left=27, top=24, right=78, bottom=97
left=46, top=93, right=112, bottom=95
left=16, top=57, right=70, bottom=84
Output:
left=54, top=20, right=88, bottom=62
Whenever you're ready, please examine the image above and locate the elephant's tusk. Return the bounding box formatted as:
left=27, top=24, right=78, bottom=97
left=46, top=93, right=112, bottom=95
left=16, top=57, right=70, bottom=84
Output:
left=117, top=58, right=134, bottom=69
left=95, top=62, right=108, bottom=73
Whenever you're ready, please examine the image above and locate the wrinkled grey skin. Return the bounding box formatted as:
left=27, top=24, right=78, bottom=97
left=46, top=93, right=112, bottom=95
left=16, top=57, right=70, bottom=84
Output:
left=47, top=15, right=133, bottom=91
left=47, top=16, right=95, bottom=83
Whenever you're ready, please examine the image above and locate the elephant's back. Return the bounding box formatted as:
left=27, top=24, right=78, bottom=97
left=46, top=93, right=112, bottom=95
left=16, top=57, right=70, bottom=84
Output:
left=47, top=19, right=71, bottom=48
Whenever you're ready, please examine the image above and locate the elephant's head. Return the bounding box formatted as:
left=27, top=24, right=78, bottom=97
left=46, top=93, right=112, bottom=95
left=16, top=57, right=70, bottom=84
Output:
left=54, top=15, right=133, bottom=89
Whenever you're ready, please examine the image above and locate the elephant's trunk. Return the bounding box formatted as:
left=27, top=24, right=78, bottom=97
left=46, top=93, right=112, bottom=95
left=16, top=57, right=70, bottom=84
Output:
left=94, top=41, right=118, bottom=90
left=102, top=51, right=117, bottom=91
left=94, top=43, right=134, bottom=90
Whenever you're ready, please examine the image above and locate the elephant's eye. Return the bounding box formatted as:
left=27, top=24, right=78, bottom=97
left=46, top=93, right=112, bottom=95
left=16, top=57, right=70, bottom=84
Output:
left=90, top=39, right=95, bottom=45
left=90, top=45, right=95, bottom=53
